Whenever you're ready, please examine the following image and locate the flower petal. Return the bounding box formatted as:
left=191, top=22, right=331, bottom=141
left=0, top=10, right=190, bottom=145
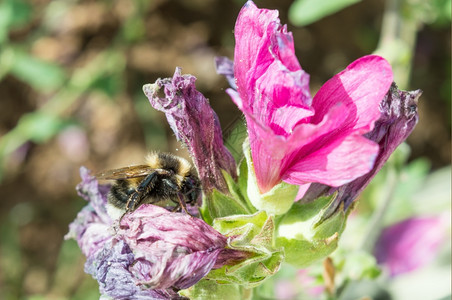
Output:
left=374, top=215, right=448, bottom=276
left=215, top=56, right=236, bottom=90
left=234, top=1, right=280, bottom=106
left=330, top=83, right=421, bottom=209
left=283, top=134, right=379, bottom=186
left=119, top=204, right=227, bottom=290
left=65, top=167, right=113, bottom=257
left=85, top=239, right=173, bottom=299
left=311, top=55, right=393, bottom=132
left=143, top=68, right=236, bottom=193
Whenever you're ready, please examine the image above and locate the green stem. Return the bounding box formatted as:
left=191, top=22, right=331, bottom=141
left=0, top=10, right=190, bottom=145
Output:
left=359, top=166, right=399, bottom=253
left=377, top=0, right=420, bottom=89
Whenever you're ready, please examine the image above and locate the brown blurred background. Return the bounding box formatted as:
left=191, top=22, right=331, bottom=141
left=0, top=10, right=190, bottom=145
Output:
left=0, top=0, right=449, bottom=299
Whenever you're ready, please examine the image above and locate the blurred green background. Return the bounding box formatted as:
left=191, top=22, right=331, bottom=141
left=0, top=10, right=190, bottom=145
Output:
left=0, top=0, right=449, bottom=299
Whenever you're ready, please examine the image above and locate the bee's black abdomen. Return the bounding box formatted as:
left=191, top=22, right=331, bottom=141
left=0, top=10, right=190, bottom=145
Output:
left=108, top=180, right=134, bottom=209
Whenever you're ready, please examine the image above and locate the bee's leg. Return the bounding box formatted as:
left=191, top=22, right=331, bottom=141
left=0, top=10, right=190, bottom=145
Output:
left=163, top=179, right=192, bottom=216
left=176, top=193, right=192, bottom=216
left=125, top=172, right=158, bottom=211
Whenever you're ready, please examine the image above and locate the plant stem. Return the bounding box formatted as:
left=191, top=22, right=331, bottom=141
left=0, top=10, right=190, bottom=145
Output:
left=359, top=166, right=399, bottom=253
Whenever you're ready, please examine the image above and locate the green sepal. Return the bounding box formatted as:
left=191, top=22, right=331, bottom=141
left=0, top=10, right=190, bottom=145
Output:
left=276, top=194, right=351, bottom=268
left=243, top=141, right=298, bottom=215
left=222, top=167, right=256, bottom=215
left=180, top=279, right=243, bottom=300
left=199, top=164, right=257, bottom=224
left=206, top=211, right=284, bottom=288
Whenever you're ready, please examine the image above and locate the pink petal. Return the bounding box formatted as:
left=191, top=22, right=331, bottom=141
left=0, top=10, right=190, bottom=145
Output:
left=312, top=55, right=393, bottom=132
left=250, top=103, right=351, bottom=192
left=282, top=134, right=379, bottom=186
left=295, top=183, right=311, bottom=201
left=234, top=1, right=279, bottom=107
left=270, top=104, right=313, bottom=137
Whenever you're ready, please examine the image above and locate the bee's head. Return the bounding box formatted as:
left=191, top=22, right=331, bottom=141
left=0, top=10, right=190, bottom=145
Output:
left=183, top=176, right=201, bottom=204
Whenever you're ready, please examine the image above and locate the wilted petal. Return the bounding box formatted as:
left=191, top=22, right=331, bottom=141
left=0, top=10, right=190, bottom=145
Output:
left=215, top=56, right=236, bottom=90
left=143, top=68, right=236, bottom=193
left=328, top=83, right=421, bottom=209
left=119, top=204, right=228, bottom=290
left=374, top=215, right=448, bottom=276
left=85, top=239, right=173, bottom=300
left=65, top=167, right=113, bottom=257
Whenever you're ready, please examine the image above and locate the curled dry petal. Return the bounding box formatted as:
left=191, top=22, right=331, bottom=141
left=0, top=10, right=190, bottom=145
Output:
left=85, top=239, right=173, bottom=300
left=119, top=204, right=228, bottom=290
left=143, top=68, right=236, bottom=194
left=215, top=56, right=236, bottom=90
left=328, top=83, right=421, bottom=210
left=228, top=1, right=393, bottom=194
left=65, top=167, right=113, bottom=258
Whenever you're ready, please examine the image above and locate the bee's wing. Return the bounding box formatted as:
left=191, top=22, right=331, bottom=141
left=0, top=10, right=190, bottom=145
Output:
left=95, top=165, right=154, bottom=180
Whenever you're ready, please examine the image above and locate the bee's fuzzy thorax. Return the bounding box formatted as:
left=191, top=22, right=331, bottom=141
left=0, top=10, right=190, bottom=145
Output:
left=145, top=152, right=163, bottom=169
left=145, top=152, right=193, bottom=178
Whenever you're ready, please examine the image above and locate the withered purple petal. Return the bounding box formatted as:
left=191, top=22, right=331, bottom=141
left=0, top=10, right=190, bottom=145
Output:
left=143, top=68, right=236, bottom=193
left=337, top=83, right=421, bottom=209
left=76, top=166, right=111, bottom=223
left=85, top=239, right=171, bottom=299
left=215, top=56, right=237, bottom=90
left=65, top=167, right=113, bottom=257
left=119, top=204, right=227, bottom=290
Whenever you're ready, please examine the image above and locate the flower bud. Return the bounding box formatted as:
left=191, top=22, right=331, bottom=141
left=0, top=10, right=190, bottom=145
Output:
left=276, top=194, right=350, bottom=267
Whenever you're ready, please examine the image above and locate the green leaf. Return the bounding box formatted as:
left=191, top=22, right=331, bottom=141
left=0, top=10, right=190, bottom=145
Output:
left=289, top=0, right=361, bottom=26
left=90, top=75, right=123, bottom=98
left=344, top=250, right=381, bottom=279
left=223, top=121, right=248, bottom=162
left=10, top=50, right=66, bottom=92
left=17, top=111, right=69, bottom=143
left=207, top=189, right=251, bottom=219
left=213, top=210, right=268, bottom=239
left=0, top=0, right=32, bottom=44
left=222, top=168, right=256, bottom=214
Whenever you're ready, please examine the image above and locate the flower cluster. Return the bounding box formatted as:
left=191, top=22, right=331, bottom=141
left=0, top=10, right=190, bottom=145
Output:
left=66, top=168, right=235, bottom=299
left=66, top=1, right=421, bottom=299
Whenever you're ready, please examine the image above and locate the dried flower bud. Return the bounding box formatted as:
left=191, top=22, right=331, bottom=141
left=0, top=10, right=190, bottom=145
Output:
left=143, top=68, right=236, bottom=194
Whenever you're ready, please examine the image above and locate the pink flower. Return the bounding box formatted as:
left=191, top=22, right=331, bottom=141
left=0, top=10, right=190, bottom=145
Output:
left=374, top=216, right=448, bottom=276
left=226, top=1, right=393, bottom=194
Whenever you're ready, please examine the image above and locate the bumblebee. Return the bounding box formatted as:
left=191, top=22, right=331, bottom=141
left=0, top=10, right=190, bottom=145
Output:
left=95, top=152, right=200, bottom=219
